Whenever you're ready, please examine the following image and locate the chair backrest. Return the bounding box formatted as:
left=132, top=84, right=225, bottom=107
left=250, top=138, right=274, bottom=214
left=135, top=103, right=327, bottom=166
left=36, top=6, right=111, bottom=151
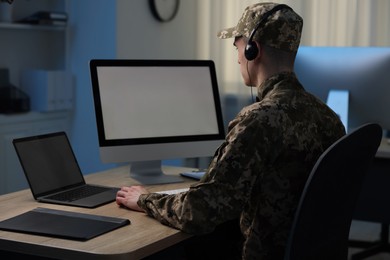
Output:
left=284, top=123, right=382, bottom=260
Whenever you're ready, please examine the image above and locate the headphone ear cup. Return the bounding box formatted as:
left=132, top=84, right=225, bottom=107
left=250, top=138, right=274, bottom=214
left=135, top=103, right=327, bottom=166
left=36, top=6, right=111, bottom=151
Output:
left=245, top=41, right=259, bottom=61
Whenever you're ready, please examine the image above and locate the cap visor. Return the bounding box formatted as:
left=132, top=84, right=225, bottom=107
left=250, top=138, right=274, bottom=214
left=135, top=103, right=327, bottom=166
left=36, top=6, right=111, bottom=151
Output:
left=217, top=27, right=241, bottom=39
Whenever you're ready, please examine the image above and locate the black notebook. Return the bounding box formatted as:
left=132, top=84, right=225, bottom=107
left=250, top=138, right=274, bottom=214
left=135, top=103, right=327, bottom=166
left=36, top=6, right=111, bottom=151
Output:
left=13, top=132, right=118, bottom=208
left=0, top=207, right=130, bottom=241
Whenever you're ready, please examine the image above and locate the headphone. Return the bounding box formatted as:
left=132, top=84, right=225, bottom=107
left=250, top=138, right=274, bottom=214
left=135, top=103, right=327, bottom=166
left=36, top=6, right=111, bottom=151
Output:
left=245, top=4, right=293, bottom=61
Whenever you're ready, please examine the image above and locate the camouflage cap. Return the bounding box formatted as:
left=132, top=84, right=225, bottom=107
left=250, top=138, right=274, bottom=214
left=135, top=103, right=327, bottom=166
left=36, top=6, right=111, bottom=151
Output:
left=217, top=3, right=303, bottom=52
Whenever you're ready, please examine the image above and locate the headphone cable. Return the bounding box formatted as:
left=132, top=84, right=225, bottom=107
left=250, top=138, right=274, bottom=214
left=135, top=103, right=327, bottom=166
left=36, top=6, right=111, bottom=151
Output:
left=246, top=61, right=256, bottom=103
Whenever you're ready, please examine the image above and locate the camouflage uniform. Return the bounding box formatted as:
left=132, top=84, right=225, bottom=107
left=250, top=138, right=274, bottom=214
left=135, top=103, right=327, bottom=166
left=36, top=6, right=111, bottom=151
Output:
left=138, top=3, right=346, bottom=260
left=138, top=72, right=345, bottom=259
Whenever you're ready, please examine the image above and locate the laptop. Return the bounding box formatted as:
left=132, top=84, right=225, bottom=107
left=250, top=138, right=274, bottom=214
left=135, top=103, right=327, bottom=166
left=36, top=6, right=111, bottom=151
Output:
left=13, top=131, right=118, bottom=208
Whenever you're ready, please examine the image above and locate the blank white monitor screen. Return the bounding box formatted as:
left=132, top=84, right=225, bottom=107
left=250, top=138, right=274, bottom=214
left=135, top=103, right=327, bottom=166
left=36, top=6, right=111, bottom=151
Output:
left=90, top=60, right=225, bottom=184
left=99, top=66, right=219, bottom=140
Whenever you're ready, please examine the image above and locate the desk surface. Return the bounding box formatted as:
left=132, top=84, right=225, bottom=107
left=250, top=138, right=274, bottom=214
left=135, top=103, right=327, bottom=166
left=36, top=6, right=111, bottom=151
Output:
left=376, top=138, right=390, bottom=158
left=0, top=165, right=195, bottom=260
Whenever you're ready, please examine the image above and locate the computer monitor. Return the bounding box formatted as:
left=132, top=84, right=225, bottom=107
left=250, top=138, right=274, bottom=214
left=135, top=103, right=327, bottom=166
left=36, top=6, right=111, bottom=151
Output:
left=89, top=59, right=225, bottom=185
left=294, top=46, right=390, bottom=133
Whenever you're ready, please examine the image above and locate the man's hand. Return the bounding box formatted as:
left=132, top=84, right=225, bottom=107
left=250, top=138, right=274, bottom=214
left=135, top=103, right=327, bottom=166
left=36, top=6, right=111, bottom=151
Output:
left=116, top=186, right=149, bottom=212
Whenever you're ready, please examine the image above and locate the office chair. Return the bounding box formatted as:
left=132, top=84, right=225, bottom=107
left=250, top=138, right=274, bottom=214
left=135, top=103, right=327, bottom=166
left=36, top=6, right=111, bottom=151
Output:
left=284, top=123, right=382, bottom=260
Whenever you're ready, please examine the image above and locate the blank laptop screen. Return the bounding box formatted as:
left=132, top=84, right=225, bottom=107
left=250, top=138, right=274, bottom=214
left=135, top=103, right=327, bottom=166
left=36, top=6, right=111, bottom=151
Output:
left=14, top=133, right=84, bottom=196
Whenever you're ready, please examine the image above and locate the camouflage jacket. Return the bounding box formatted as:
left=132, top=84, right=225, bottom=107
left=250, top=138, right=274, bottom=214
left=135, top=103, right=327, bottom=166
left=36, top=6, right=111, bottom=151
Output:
left=138, top=72, right=346, bottom=259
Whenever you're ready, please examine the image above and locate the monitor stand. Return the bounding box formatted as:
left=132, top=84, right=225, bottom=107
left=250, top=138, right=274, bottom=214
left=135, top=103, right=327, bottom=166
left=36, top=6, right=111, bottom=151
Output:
left=129, top=160, right=184, bottom=185
left=326, top=89, right=349, bottom=132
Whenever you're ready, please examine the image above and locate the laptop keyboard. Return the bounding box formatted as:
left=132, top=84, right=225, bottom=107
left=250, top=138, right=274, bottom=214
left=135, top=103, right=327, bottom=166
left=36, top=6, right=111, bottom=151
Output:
left=46, top=185, right=111, bottom=202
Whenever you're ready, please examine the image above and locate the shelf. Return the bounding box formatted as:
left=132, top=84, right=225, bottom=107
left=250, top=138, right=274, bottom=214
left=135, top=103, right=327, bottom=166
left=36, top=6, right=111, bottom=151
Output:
left=0, top=22, right=66, bottom=31
left=0, top=111, right=72, bottom=124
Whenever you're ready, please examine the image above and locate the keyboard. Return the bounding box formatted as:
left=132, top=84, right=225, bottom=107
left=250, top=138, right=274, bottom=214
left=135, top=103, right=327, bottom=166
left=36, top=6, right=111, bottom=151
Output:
left=46, top=185, right=111, bottom=202
left=180, top=171, right=205, bottom=180
left=155, top=188, right=189, bottom=195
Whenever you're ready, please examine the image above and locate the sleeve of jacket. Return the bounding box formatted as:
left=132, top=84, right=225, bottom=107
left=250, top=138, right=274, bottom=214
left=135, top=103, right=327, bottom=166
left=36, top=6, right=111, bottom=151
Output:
left=137, top=109, right=277, bottom=235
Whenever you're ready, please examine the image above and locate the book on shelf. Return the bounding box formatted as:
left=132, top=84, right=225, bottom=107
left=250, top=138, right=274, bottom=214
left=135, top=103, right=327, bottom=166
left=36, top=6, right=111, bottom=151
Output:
left=33, top=19, right=67, bottom=26
left=34, top=11, right=68, bottom=20
left=17, top=11, right=68, bottom=26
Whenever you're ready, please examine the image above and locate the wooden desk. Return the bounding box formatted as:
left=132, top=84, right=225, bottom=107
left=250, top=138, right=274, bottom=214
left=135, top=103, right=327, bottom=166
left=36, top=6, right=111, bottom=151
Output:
left=0, top=165, right=196, bottom=259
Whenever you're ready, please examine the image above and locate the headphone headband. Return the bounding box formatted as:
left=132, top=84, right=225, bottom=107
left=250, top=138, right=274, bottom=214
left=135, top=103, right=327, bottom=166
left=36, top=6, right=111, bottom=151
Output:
left=245, top=4, right=293, bottom=61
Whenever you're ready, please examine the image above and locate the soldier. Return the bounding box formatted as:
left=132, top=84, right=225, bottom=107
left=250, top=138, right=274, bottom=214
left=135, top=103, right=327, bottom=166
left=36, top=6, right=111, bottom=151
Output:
left=116, top=2, right=345, bottom=259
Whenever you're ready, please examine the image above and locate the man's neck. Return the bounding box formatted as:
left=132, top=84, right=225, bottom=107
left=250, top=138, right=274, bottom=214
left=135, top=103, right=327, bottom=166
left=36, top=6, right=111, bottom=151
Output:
left=256, top=62, right=293, bottom=88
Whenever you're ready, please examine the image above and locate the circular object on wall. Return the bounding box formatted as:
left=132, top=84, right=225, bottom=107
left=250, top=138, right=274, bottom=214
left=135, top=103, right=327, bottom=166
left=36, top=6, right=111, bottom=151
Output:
left=149, top=0, right=180, bottom=22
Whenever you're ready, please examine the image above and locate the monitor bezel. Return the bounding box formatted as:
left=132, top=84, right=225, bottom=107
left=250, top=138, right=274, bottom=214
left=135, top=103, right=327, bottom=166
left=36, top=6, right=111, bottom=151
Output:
left=89, top=59, right=226, bottom=158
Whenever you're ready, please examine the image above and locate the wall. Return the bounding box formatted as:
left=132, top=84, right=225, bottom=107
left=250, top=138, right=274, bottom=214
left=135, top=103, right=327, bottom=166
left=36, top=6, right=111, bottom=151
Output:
left=117, top=0, right=199, bottom=59
left=68, top=0, right=116, bottom=174
left=68, top=0, right=200, bottom=174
